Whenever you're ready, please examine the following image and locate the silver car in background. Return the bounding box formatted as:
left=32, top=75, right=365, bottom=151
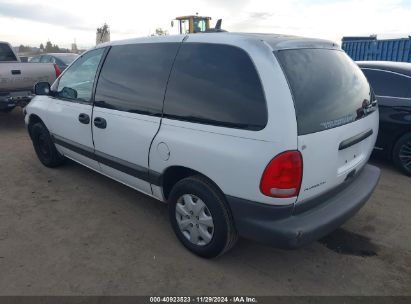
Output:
left=0, top=42, right=59, bottom=112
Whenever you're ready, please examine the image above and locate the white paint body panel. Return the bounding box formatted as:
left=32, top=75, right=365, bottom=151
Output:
left=47, top=98, right=100, bottom=171
left=297, top=110, right=379, bottom=203
left=149, top=34, right=298, bottom=205
left=150, top=120, right=296, bottom=205
left=25, top=32, right=378, bottom=209
left=92, top=108, right=160, bottom=195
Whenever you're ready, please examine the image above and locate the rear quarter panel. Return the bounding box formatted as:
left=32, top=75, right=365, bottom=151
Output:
left=150, top=35, right=298, bottom=205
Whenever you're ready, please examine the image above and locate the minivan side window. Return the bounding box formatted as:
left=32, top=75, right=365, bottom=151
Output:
left=56, top=48, right=104, bottom=103
left=94, top=43, right=180, bottom=116
left=163, top=43, right=268, bottom=131
left=362, top=69, right=411, bottom=98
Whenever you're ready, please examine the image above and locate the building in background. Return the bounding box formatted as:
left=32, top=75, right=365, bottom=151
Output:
left=342, top=35, right=411, bottom=62
left=96, top=24, right=110, bottom=45
left=71, top=40, right=78, bottom=53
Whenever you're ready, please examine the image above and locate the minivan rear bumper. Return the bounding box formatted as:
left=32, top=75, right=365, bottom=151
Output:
left=226, top=164, right=380, bottom=249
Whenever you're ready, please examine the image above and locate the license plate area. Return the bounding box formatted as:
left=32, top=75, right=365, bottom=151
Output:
left=337, top=144, right=365, bottom=176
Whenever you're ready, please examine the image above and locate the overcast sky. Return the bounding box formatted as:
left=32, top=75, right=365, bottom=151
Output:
left=1, top=0, right=411, bottom=49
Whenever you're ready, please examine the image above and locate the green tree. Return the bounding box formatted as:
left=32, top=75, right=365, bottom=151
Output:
left=45, top=41, right=53, bottom=52
left=43, top=41, right=69, bottom=53
left=18, top=45, right=31, bottom=52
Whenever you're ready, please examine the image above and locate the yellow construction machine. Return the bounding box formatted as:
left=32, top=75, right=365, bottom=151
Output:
left=171, top=14, right=223, bottom=34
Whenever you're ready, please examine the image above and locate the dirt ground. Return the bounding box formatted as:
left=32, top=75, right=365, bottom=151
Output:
left=0, top=108, right=410, bottom=296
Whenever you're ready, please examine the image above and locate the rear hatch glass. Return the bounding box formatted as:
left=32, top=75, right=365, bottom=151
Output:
left=276, top=48, right=378, bottom=203
left=276, top=49, right=374, bottom=135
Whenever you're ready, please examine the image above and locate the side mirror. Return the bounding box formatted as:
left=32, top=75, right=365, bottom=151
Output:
left=33, top=82, right=51, bottom=95
left=60, top=87, right=78, bottom=99
left=171, top=20, right=174, bottom=27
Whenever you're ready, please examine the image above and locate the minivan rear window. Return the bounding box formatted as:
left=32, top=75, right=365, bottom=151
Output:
left=277, top=49, right=372, bottom=135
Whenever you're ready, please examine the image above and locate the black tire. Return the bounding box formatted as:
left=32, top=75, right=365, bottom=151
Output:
left=30, top=122, right=65, bottom=168
left=392, top=132, right=411, bottom=177
left=168, top=175, right=238, bottom=258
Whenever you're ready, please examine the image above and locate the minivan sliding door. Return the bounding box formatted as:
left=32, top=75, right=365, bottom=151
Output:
left=92, top=41, right=181, bottom=195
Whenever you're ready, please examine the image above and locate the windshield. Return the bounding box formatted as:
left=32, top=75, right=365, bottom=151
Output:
left=0, top=43, right=18, bottom=61
left=277, top=49, right=374, bottom=135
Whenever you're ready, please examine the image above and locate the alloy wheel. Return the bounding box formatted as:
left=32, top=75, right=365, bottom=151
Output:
left=399, top=140, right=411, bottom=172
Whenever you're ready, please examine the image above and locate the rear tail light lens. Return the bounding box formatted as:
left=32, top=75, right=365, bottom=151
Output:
left=260, top=151, right=303, bottom=198
left=53, top=64, right=61, bottom=78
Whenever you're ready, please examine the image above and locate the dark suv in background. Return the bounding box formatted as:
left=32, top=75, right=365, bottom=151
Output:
left=358, top=61, right=411, bottom=176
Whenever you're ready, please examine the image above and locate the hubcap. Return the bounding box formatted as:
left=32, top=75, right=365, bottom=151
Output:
left=175, top=194, right=214, bottom=246
left=399, top=140, right=411, bottom=172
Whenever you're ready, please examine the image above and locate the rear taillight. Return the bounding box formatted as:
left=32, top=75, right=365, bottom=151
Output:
left=53, top=64, right=61, bottom=78
left=260, top=151, right=303, bottom=198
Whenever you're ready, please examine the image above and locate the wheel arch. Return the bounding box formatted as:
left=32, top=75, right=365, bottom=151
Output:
left=161, top=165, right=225, bottom=201
left=27, top=114, right=44, bottom=139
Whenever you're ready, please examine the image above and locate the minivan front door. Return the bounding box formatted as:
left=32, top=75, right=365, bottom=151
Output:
left=46, top=48, right=105, bottom=171
left=92, top=41, right=181, bottom=195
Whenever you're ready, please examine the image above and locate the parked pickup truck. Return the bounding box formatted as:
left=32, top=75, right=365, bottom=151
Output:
left=0, top=41, right=59, bottom=112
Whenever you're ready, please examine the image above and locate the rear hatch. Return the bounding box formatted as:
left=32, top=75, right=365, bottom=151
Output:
left=276, top=48, right=378, bottom=203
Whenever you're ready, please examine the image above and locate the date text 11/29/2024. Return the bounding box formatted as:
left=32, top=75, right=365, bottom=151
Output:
left=149, top=296, right=258, bottom=303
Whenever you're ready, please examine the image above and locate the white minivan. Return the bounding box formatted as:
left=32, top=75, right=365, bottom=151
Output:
left=25, top=33, right=381, bottom=258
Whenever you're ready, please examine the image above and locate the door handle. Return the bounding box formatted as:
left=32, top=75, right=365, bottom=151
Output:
left=78, top=113, right=90, bottom=124
left=94, top=117, right=107, bottom=129
left=339, top=129, right=373, bottom=150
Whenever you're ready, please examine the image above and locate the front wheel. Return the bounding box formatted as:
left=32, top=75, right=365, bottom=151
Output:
left=393, top=132, right=411, bottom=177
left=168, top=176, right=238, bottom=258
left=30, top=122, right=65, bottom=168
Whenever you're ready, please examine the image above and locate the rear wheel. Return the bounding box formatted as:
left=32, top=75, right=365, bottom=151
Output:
left=30, top=122, right=65, bottom=168
left=393, top=132, right=411, bottom=177
left=168, top=175, right=238, bottom=258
